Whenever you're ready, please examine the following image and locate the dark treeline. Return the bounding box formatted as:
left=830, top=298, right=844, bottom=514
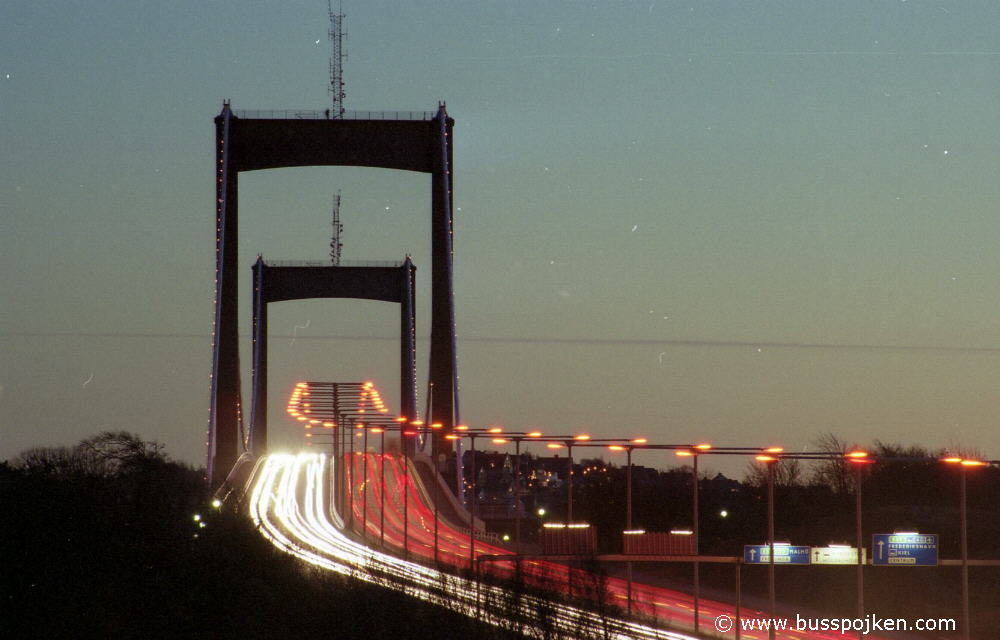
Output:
left=573, top=436, right=1000, bottom=558
left=1, top=432, right=514, bottom=640
left=566, top=433, right=1000, bottom=637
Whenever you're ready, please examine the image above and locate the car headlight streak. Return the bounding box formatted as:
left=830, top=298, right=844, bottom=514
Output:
left=249, top=453, right=702, bottom=640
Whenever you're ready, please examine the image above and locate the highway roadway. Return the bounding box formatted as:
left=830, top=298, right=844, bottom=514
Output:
left=249, top=452, right=887, bottom=640
left=249, top=452, right=698, bottom=639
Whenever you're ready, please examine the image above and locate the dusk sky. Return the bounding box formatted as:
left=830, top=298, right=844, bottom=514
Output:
left=3, top=0, right=999, bottom=476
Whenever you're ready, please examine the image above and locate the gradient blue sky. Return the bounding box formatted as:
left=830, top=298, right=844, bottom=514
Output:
left=3, top=0, right=999, bottom=475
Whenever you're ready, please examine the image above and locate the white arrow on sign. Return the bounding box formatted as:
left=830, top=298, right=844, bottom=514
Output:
left=877, top=540, right=884, bottom=559
left=750, top=548, right=756, bottom=561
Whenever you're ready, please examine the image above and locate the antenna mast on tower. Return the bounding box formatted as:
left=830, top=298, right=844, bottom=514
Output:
left=327, top=2, right=345, bottom=262
left=330, top=190, right=343, bottom=265
left=328, top=0, right=346, bottom=118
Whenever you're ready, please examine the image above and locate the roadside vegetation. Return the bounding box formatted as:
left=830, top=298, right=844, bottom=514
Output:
left=1, top=432, right=514, bottom=639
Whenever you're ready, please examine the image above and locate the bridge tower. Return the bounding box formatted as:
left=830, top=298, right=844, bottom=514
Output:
left=208, top=103, right=459, bottom=489
left=249, top=257, right=417, bottom=457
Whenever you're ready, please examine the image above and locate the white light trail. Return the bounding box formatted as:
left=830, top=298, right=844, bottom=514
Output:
left=249, top=453, right=696, bottom=640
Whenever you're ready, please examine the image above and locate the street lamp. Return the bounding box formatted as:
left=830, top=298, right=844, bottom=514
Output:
left=755, top=453, right=779, bottom=640
left=361, top=423, right=370, bottom=539
left=400, top=418, right=423, bottom=558
left=519, top=432, right=544, bottom=553
left=942, top=455, right=989, bottom=640
left=691, top=443, right=710, bottom=632
left=501, top=430, right=543, bottom=555
left=428, top=421, right=445, bottom=565
left=373, top=426, right=386, bottom=548
left=447, top=426, right=543, bottom=567
left=446, top=426, right=483, bottom=570
left=846, top=450, right=873, bottom=639
left=674, top=443, right=710, bottom=633
left=608, top=442, right=638, bottom=614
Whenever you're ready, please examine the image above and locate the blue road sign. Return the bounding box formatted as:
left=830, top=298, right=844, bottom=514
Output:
left=872, top=533, right=938, bottom=566
left=743, top=544, right=811, bottom=564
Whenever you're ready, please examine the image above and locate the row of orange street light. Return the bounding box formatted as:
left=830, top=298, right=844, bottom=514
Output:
left=288, top=381, right=993, bottom=640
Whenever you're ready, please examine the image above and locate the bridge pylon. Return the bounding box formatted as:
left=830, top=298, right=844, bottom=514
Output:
left=208, top=103, right=459, bottom=489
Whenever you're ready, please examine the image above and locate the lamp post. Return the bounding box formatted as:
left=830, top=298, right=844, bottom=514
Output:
left=626, top=445, right=633, bottom=614
left=346, top=421, right=355, bottom=530
left=567, top=440, right=575, bottom=522
left=362, top=423, right=369, bottom=538
left=449, top=426, right=513, bottom=570
left=691, top=444, right=711, bottom=632
left=566, top=434, right=593, bottom=522
left=943, top=456, right=988, bottom=640
left=401, top=418, right=419, bottom=558
left=854, top=460, right=862, bottom=627
left=514, top=436, right=522, bottom=556
left=469, top=431, right=477, bottom=569
left=767, top=457, right=776, bottom=640
left=674, top=443, right=711, bottom=632
left=609, top=443, right=636, bottom=614
left=484, top=430, right=543, bottom=556
left=693, top=450, right=699, bottom=632
left=846, top=450, right=872, bottom=639
left=756, top=453, right=778, bottom=640
left=395, top=418, right=448, bottom=562
left=960, top=464, right=969, bottom=640
left=376, top=426, right=386, bottom=548
left=352, top=420, right=399, bottom=544
left=420, top=421, right=444, bottom=565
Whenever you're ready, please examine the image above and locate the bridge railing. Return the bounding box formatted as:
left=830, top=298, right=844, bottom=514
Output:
left=233, top=109, right=436, bottom=121
left=264, top=259, right=405, bottom=268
